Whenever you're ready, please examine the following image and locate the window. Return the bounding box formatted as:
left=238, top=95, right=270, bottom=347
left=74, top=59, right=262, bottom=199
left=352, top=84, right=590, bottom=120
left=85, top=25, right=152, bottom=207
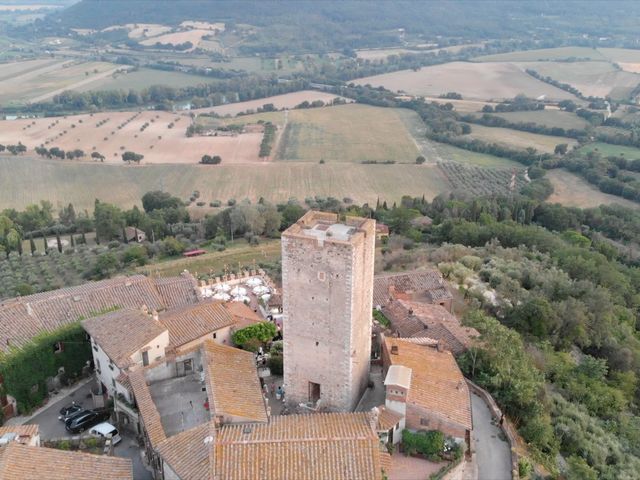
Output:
left=318, top=271, right=326, bottom=282
left=111, top=378, right=116, bottom=388
left=96, top=358, right=101, bottom=374
left=142, top=351, right=149, bottom=367
left=420, top=418, right=429, bottom=426
left=309, top=382, right=321, bottom=404
left=212, top=332, right=217, bottom=339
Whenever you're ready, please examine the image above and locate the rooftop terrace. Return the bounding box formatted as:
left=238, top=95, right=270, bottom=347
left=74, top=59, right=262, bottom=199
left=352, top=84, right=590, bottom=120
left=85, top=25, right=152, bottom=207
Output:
left=148, top=374, right=210, bottom=437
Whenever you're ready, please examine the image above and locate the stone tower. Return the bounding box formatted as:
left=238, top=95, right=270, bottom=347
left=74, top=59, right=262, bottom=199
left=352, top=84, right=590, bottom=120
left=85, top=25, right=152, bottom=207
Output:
left=282, top=211, right=376, bottom=412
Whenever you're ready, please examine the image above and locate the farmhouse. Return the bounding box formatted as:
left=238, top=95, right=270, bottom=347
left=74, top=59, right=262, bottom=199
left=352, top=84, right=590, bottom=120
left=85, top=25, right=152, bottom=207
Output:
left=373, top=269, right=453, bottom=312
left=381, top=336, right=472, bottom=440
left=124, top=226, right=146, bottom=243
left=382, top=299, right=479, bottom=355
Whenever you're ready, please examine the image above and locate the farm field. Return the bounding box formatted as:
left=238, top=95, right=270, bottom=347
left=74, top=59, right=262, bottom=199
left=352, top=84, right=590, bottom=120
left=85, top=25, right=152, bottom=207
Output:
left=0, top=57, right=59, bottom=81
left=275, top=104, right=420, bottom=163
left=76, top=67, right=213, bottom=92
left=423, top=97, right=500, bottom=113
left=433, top=142, right=523, bottom=168
left=355, top=47, right=422, bottom=60
left=579, top=142, right=640, bottom=159
left=140, top=29, right=212, bottom=50
left=0, top=156, right=451, bottom=212
left=0, top=60, right=118, bottom=105
left=546, top=169, right=639, bottom=209
left=353, top=62, right=577, bottom=101
left=474, top=46, right=608, bottom=62
left=489, top=110, right=590, bottom=130
left=0, top=111, right=265, bottom=164
left=466, top=124, right=577, bottom=153
left=138, top=239, right=281, bottom=278
left=517, top=61, right=640, bottom=99
left=191, top=90, right=350, bottom=116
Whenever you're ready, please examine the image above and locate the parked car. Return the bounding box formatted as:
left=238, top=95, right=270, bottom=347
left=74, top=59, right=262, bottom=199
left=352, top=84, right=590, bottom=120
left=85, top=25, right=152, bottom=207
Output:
left=89, top=422, right=121, bottom=445
left=65, top=410, right=111, bottom=433
left=58, top=402, right=84, bottom=422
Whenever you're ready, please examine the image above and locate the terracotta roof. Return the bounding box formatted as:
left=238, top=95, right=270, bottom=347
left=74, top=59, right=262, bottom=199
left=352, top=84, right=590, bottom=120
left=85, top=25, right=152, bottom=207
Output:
left=157, top=423, right=211, bottom=480
left=159, top=301, right=234, bottom=349
left=0, top=274, right=200, bottom=353
left=384, top=337, right=472, bottom=431
left=0, top=424, right=39, bottom=444
left=0, top=443, right=132, bottom=480
left=129, top=370, right=167, bottom=447
left=203, top=341, right=267, bottom=423
left=384, top=300, right=478, bottom=355
left=376, top=406, right=403, bottom=432
left=152, top=275, right=200, bottom=309
left=373, top=270, right=451, bottom=308
left=213, top=412, right=383, bottom=480
left=223, top=301, right=264, bottom=329
left=82, top=309, right=166, bottom=368
left=379, top=449, right=392, bottom=474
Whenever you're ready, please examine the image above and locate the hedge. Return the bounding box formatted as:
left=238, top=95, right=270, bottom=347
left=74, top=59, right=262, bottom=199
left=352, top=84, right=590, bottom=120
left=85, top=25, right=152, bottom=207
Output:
left=0, top=322, right=92, bottom=414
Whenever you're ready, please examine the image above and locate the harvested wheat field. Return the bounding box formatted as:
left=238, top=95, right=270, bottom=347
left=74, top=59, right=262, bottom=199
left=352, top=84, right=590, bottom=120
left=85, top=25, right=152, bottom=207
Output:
left=354, top=62, right=576, bottom=101
left=0, top=111, right=264, bottom=164
left=517, top=61, right=640, bottom=99
left=192, top=91, right=352, bottom=116
left=0, top=156, right=451, bottom=211
left=466, top=124, right=577, bottom=153
left=546, top=169, right=639, bottom=209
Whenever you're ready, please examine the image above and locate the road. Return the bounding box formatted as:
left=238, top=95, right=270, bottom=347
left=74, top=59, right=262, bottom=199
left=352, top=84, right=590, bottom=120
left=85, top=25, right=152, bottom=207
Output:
left=23, top=380, right=152, bottom=480
left=471, top=392, right=512, bottom=480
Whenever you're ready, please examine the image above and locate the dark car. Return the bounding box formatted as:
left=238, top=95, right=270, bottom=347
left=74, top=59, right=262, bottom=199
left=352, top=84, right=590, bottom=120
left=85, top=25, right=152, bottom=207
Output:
left=58, top=403, right=84, bottom=422
left=65, top=410, right=111, bottom=433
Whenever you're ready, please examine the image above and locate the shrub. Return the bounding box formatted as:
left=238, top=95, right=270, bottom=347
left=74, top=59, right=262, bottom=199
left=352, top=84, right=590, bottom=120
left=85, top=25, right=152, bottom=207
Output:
left=402, top=430, right=445, bottom=458
left=232, top=322, right=277, bottom=349
left=268, top=354, right=283, bottom=375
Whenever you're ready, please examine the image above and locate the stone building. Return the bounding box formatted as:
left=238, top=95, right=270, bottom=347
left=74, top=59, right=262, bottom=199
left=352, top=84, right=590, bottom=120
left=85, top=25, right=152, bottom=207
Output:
left=281, top=211, right=376, bottom=411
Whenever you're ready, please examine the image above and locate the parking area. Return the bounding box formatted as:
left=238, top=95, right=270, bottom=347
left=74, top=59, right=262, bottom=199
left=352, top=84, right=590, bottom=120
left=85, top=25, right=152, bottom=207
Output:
left=12, top=378, right=152, bottom=480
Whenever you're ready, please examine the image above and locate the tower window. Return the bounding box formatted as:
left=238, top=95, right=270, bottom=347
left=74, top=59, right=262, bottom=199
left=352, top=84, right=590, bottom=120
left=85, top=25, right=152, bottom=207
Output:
left=318, top=271, right=326, bottom=281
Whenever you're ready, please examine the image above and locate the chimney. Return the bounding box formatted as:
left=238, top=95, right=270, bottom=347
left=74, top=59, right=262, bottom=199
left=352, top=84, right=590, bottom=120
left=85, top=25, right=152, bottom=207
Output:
left=436, top=341, right=444, bottom=352
left=390, top=345, right=399, bottom=355
left=408, top=308, right=414, bottom=316
left=151, top=310, right=159, bottom=322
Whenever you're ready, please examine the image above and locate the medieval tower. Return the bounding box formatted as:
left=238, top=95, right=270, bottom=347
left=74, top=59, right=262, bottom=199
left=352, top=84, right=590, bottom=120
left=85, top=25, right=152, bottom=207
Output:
left=281, top=211, right=376, bottom=412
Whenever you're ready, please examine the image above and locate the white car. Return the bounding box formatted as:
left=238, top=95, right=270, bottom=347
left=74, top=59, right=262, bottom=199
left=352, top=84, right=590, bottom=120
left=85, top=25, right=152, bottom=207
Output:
left=89, top=422, right=122, bottom=445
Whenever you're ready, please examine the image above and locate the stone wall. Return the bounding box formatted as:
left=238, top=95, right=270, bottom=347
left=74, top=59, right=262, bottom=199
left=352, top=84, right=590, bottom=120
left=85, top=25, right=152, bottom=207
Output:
left=282, top=212, right=375, bottom=412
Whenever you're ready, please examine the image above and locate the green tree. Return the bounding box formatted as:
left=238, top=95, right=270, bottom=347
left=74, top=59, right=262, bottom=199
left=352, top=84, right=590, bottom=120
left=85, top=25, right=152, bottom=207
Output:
left=232, top=322, right=277, bottom=349
left=94, top=200, right=124, bottom=242
left=92, top=252, right=120, bottom=279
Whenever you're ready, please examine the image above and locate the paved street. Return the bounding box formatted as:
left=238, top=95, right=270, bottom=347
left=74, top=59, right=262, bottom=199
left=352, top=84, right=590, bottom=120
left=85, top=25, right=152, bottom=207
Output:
left=471, top=392, right=512, bottom=480
left=17, top=379, right=152, bottom=479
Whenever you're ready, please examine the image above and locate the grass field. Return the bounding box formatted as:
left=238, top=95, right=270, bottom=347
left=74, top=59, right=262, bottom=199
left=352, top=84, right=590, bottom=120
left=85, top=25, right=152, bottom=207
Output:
left=353, top=61, right=576, bottom=101
left=76, top=67, right=213, bottom=92
left=0, top=156, right=451, bottom=211
left=516, top=61, right=640, bottom=100
left=579, top=142, right=640, bottom=159
left=598, top=48, right=640, bottom=63
left=474, top=46, right=608, bottom=62
left=466, top=124, right=577, bottom=153
left=276, top=104, right=420, bottom=163
left=547, top=169, right=639, bottom=209
left=0, top=60, right=119, bottom=105
left=490, top=110, right=590, bottom=130
left=138, top=239, right=281, bottom=278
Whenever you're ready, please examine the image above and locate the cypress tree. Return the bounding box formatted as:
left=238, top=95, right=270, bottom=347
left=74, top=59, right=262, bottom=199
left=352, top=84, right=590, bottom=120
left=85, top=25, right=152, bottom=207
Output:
left=29, top=233, right=36, bottom=255
left=70, top=234, right=75, bottom=247
left=56, top=230, right=62, bottom=253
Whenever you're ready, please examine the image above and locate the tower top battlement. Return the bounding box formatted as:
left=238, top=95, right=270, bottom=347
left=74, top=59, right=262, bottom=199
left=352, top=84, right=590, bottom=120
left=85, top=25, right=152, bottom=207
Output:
left=283, top=211, right=375, bottom=246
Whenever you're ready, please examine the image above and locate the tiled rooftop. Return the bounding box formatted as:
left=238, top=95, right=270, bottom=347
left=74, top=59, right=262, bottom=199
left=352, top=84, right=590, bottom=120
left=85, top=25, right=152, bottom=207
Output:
left=82, top=309, right=165, bottom=368
left=0, top=274, right=200, bottom=353
left=159, top=301, right=234, bottom=349
left=156, top=423, right=211, bottom=480
left=213, top=412, right=383, bottom=480
left=373, top=270, right=452, bottom=308
left=0, top=443, right=132, bottom=480
left=384, top=337, right=472, bottom=431
left=384, top=300, right=479, bottom=355
left=203, top=340, right=268, bottom=423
